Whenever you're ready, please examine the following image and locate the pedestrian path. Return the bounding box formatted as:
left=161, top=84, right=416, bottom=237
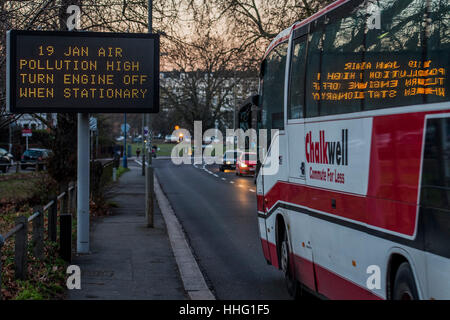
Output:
left=67, top=162, right=187, bottom=300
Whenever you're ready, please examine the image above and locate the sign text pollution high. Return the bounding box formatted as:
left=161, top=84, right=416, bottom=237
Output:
left=6, top=30, right=159, bottom=113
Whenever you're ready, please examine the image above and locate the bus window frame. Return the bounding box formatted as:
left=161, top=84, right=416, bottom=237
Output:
left=287, top=34, right=308, bottom=122
left=260, top=41, right=288, bottom=134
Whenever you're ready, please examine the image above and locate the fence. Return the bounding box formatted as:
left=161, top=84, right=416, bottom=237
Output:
left=0, top=183, right=76, bottom=300
left=0, top=161, right=47, bottom=174
left=91, top=160, right=114, bottom=198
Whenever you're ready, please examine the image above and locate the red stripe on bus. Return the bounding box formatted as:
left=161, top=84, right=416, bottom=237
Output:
left=261, top=239, right=271, bottom=262
left=314, top=263, right=383, bottom=300
left=261, top=239, right=383, bottom=300
left=292, top=254, right=316, bottom=291
left=367, top=112, right=425, bottom=203
left=293, top=0, right=349, bottom=31
left=258, top=182, right=418, bottom=236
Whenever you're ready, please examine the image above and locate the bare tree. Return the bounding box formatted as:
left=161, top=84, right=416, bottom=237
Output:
left=215, top=0, right=333, bottom=70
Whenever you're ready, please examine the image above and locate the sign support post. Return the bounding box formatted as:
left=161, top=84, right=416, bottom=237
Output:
left=145, top=0, right=154, bottom=228
left=77, top=113, right=90, bottom=253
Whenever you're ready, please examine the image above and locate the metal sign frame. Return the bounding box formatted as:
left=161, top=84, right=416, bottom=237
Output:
left=6, top=30, right=160, bottom=113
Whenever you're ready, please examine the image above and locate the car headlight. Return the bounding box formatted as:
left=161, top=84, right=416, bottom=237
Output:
left=226, top=161, right=231, bottom=164
left=240, top=163, right=247, bottom=168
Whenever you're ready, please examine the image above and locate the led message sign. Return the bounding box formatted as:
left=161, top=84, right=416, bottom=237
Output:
left=310, top=59, right=446, bottom=102
left=6, top=30, right=159, bottom=113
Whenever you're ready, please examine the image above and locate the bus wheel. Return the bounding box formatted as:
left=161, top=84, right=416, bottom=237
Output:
left=393, top=262, right=418, bottom=300
left=280, top=230, right=299, bottom=298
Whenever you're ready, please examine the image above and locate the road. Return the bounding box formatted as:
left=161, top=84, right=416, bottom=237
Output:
left=153, top=158, right=291, bottom=300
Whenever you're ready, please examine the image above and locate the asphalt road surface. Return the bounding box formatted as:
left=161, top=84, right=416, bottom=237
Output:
left=153, top=158, right=291, bottom=300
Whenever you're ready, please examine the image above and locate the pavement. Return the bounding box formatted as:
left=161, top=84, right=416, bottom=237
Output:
left=67, top=161, right=188, bottom=300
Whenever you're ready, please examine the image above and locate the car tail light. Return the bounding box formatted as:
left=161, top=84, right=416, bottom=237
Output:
left=38, top=157, right=42, bottom=161
left=21, top=155, right=24, bottom=160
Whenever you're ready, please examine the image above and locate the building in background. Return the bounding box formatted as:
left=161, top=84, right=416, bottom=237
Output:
left=15, top=113, right=57, bottom=129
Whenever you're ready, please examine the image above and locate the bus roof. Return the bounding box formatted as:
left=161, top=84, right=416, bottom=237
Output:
left=263, top=0, right=349, bottom=60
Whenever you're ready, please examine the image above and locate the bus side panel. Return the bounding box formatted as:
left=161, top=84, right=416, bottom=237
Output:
left=309, top=214, right=431, bottom=300
left=287, top=207, right=316, bottom=291
left=426, top=252, right=450, bottom=299
left=367, top=112, right=425, bottom=203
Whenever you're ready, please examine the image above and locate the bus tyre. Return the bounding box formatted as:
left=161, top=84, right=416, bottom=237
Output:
left=280, top=230, right=299, bottom=298
left=393, top=262, right=418, bottom=300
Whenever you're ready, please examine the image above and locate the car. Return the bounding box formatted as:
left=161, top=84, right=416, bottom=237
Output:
left=219, top=151, right=241, bottom=172
left=0, top=148, right=14, bottom=173
left=235, top=152, right=257, bottom=176
left=165, top=134, right=180, bottom=143
left=165, top=135, right=174, bottom=143
left=20, top=148, right=51, bottom=170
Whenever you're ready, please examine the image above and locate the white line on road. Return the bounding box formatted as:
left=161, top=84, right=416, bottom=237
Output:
left=154, top=175, right=215, bottom=300
left=221, top=178, right=226, bottom=181
left=249, top=189, right=256, bottom=193
left=230, top=181, right=234, bottom=184
left=213, top=174, right=219, bottom=178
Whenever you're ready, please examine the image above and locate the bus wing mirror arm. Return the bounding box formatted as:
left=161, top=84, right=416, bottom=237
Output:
left=251, top=94, right=259, bottom=107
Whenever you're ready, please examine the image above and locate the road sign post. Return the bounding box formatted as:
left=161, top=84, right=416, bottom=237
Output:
left=77, top=113, right=90, bottom=253
left=146, top=0, right=154, bottom=228
left=22, top=128, right=32, bottom=150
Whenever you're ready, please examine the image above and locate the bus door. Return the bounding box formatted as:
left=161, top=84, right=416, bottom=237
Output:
left=286, top=34, right=317, bottom=291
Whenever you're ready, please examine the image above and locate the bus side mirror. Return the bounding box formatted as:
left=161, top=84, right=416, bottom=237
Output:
left=251, top=94, right=259, bottom=107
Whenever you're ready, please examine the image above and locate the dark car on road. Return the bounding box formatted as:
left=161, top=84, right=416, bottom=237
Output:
left=21, top=149, right=51, bottom=170
left=0, top=147, right=14, bottom=173
left=219, top=150, right=241, bottom=172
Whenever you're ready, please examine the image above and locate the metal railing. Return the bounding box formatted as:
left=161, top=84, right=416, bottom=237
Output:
left=0, top=161, right=48, bottom=174
left=0, top=183, right=76, bottom=300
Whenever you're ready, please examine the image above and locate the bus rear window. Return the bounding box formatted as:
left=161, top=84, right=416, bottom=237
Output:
left=261, top=42, right=287, bottom=131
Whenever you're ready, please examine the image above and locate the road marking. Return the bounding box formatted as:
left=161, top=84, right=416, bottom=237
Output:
left=230, top=181, right=235, bottom=184
left=213, top=174, right=219, bottom=178
left=249, top=189, right=256, bottom=193
left=221, top=177, right=226, bottom=181
left=154, top=175, right=215, bottom=300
